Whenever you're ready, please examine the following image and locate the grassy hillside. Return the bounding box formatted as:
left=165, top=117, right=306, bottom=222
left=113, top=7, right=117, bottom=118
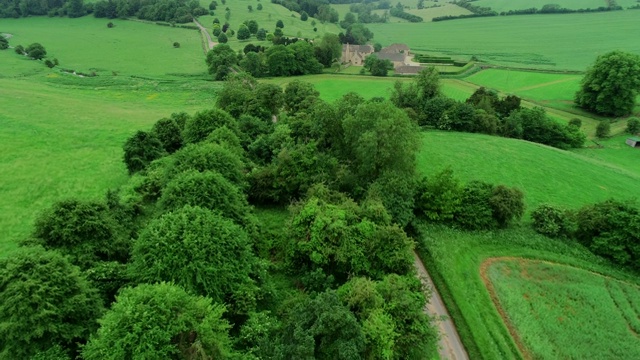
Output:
left=417, top=131, right=640, bottom=214
left=0, top=72, right=218, bottom=257
left=474, top=0, right=640, bottom=12
left=0, top=17, right=206, bottom=77
left=367, top=11, right=640, bottom=70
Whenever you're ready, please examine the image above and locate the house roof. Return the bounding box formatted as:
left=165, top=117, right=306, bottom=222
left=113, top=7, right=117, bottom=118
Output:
left=395, top=65, right=423, bottom=74
left=375, top=52, right=406, bottom=62
left=380, top=43, right=409, bottom=53
left=342, top=44, right=373, bottom=53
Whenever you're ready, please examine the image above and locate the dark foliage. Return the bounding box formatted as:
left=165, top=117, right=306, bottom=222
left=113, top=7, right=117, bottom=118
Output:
left=123, top=130, right=165, bottom=174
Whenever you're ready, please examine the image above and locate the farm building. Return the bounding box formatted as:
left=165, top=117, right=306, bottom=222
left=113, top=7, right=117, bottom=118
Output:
left=625, top=137, right=640, bottom=148
left=341, top=44, right=374, bottom=65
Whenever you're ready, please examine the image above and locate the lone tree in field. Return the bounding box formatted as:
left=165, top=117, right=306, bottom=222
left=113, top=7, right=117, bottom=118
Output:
left=575, top=51, right=640, bottom=117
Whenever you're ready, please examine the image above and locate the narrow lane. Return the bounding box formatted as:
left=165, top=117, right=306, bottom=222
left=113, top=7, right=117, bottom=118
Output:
left=414, top=251, right=469, bottom=360
left=193, top=18, right=216, bottom=53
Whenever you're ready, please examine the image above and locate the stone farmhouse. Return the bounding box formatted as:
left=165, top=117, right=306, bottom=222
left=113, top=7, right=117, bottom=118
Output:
left=342, top=43, right=421, bottom=72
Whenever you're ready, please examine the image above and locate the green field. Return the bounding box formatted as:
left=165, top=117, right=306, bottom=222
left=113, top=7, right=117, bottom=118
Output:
left=418, top=225, right=640, bottom=360
left=474, top=0, right=640, bottom=12
left=417, top=131, right=640, bottom=214
left=0, top=17, right=206, bottom=77
left=367, top=11, right=640, bottom=70
left=487, top=258, right=640, bottom=359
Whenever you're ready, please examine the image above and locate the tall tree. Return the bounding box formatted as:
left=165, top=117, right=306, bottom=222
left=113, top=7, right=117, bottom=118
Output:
left=206, top=43, right=236, bottom=80
left=575, top=51, right=640, bottom=116
left=83, top=283, right=233, bottom=359
left=0, top=247, right=103, bottom=360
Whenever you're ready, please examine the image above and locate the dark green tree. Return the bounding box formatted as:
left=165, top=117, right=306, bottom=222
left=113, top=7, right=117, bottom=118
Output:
left=122, top=130, right=165, bottom=174
left=245, top=19, right=259, bottom=33
left=31, top=199, right=129, bottom=267
left=218, top=31, right=228, bottom=43
left=284, top=80, right=320, bottom=115
left=206, top=43, right=235, bottom=80
left=300, top=10, right=308, bottom=20
left=257, top=3, right=263, bottom=10
left=240, top=51, right=267, bottom=77
left=237, top=24, right=251, bottom=40
left=596, top=120, right=611, bottom=138
left=489, top=184, right=525, bottom=228
left=0, top=247, right=103, bottom=360
left=171, top=142, right=247, bottom=188
left=151, top=117, right=183, bottom=153
left=0, top=36, right=8, bottom=50
left=26, top=42, right=47, bottom=60
left=314, top=33, right=342, bottom=67
left=276, top=19, right=284, bottom=28
left=183, top=107, right=238, bottom=144
left=129, top=206, right=258, bottom=314
left=256, top=27, right=266, bottom=40
left=531, top=204, right=576, bottom=238
left=627, top=117, right=640, bottom=134
left=575, top=51, right=640, bottom=116
left=83, top=283, right=233, bottom=359
left=266, top=45, right=296, bottom=76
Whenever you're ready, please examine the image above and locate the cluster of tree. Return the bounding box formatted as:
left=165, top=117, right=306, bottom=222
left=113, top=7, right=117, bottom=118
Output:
left=347, top=3, right=386, bottom=23
left=0, top=0, right=86, bottom=18
left=532, top=200, right=640, bottom=270
left=338, top=22, right=374, bottom=44
left=206, top=33, right=342, bottom=80
left=92, top=0, right=207, bottom=23
left=391, top=70, right=585, bottom=149
left=389, top=3, right=423, bottom=22
left=575, top=51, right=640, bottom=117
left=363, top=54, right=393, bottom=76
left=499, top=3, right=622, bottom=16
left=13, top=42, right=60, bottom=68
left=270, top=0, right=338, bottom=23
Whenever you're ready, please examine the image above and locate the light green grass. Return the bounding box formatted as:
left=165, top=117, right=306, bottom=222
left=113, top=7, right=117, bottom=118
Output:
left=417, top=225, right=640, bottom=360
left=474, top=0, right=640, bottom=12
left=488, top=258, right=640, bottom=359
left=0, top=75, right=219, bottom=257
left=417, top=131, right=640, bottom=215
left=404, top=2, right=472, bottom=21
left=0, top=17, right=206, bottom=77
left=367, top=11, right=640, bottom=70
left=574, top=134, right=640, bottom=177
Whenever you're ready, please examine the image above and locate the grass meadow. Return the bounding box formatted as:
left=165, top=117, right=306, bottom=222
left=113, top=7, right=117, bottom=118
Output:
left=417, top=131, right=640, bottom=215
left=487, top=258, right=640, bottom=359
left=417, top=225, right=640, bottom=360
left=0, top=17, right=206, bottom=77
left=473, top=0, right=640, bottom=12
left=367, top=11, right=640, bottom=70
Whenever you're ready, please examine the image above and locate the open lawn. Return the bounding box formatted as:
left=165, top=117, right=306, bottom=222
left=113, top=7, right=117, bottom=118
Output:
left=0, top=16, right=206, bottom=77
left=367, top=11, right=640, bottom=71
left=417, top=225, right=640, bottom=360
left=0, top=72, right=218, bottom=257
left=574, top=134, right=640, bottom=176
left=417, top=131, right=640, bottom=215
left=487, top=258, right=640, bottom=359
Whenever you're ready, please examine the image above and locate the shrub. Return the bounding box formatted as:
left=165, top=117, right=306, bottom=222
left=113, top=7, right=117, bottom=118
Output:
left=0, top=247, right=103, bottom=359
left=596, top=120, right=611, bottom=138
left=14, top=44, right=24, bottom=55
left=366, top=173, right=416, bottom=227
left=569, top=118, right=582, bottom=128
left=44, top=59, right=55, bottom=68
left=454, top=181, right=496, bottom=230
left=531, top=204, right=575, bottom=238
left=26, top=42, right=47, bottom=60
left=415, top=168, right=463, bottom=223
left=172, top=41, right=180, bottom=48
left=107, top=22, right=114, bottom=28
left=151, top=117, right=183, bottom=153
left=489, top=185, right=525, bottom=228
left=171, top=142, right=247, bottom=188
left=627, top=117, right=640, bottom=134
left=0, top=36, right=8, bottom=50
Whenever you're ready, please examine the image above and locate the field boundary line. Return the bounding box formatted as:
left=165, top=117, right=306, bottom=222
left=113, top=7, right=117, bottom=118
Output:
left=514, top=77, right=576, bottom=92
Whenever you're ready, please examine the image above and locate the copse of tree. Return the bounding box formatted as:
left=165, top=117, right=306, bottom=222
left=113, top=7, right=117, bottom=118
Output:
left=129, top=206, right=259, bottom=315
left=92, top=0, right=207, bottom=23
left=83, top=283, right=234, bottom=359
left=0, top=247, right=103, bottom=359
left=206, top=43, right=236, bottom=80
left=314, top=33, right=342, bottom=68
left=183, top=107, right=238, bottom=144
left=26, top=42, right=47, bottom=60
left=171, top=142, right=247, bottom=188
left=339, top=23, right=374, bottom=44
left=575, top=51, right=640, bottom=116
left=151, top=117, right=183, bottom=153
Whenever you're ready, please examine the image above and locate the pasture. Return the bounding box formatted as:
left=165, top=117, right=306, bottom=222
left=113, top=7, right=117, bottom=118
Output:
left=367, top=11, right=640, bottom=71
left=417, top=131, right=640, bottom=214
left=487, top=258, right=640, bottom=359
left=0, top=72, right=218, bottom=257
left=0, top=16, right=206, bottom=77
left=473, top=0, right=640, bottom=12
left=418, top=225, right=640, bottom=360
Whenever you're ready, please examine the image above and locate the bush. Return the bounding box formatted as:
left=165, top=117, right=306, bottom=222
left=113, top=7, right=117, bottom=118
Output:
left=171, top=142, right=247, bottom=188
left=172, top=41, right=180, bottom=48
left=122, top=130, right=165, bottom=174
left=0, top=36, right=8, bottom=50
left=0, top=247, right=103, bottom=359
left=454, top=181, right=496, bottom=230
left=151, top=117, right=183, bottom=153
left=14, top=44, right=24, bottom=55
left=627, top=117, right=640, bottom=134
left=596, top=120, right=611, bottom=138
left=569, top=118, right=582, bottom=128
left=26, top=42, right=47, bottom=60
left=531, top=204, right=575, bottom=238
left=489, top=185, right=525, bottom=228
left=366, top=173, right=417, bottom=227
left=107, top=22, right=114, bottom=28
left=415, top=168, right=462, bottom=223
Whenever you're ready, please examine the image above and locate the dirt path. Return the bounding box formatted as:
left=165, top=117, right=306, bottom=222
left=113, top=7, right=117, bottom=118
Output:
left=414, top=252, right=469, bottom=360
left=193, top=18, right=216, bottom=53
